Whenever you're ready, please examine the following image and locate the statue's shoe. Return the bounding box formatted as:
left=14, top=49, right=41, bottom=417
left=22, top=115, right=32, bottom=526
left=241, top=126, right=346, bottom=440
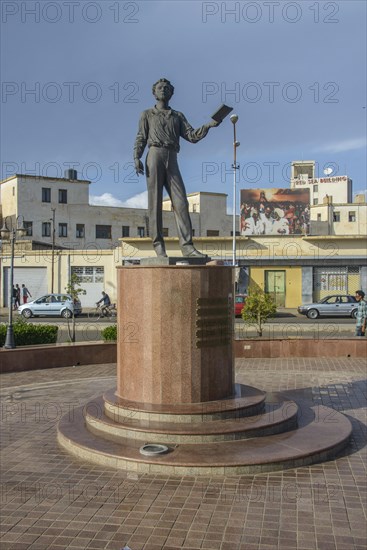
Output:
left=154, top=245, right=168, bottom=258
left=182, top=248, right=207, bottom=258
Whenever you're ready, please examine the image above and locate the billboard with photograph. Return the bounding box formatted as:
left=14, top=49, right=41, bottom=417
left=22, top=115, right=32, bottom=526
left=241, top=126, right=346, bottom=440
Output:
left=240, top=188, right=310, bottom=236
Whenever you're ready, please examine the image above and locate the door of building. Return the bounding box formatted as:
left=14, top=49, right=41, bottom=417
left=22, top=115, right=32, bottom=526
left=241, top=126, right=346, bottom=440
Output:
left=3, top=267, right=48, bottom=307
left=265, top=270, right=286, bottom=307
left=71, top=266, right=105, bottom=307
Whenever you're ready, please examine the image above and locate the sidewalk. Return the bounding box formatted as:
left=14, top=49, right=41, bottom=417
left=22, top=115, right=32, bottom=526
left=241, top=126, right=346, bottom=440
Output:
left=0, top=357, right=366, bottom=549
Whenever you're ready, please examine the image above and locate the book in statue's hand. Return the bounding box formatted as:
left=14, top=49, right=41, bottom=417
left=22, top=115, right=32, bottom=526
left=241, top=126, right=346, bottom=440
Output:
left=211, top=104, right=233, bottom=123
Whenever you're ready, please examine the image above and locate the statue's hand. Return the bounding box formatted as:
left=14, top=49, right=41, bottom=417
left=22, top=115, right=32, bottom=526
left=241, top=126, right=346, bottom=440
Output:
left=208, top=120, right=221, bottom=128
left=135, top=159, right=144, bottom=176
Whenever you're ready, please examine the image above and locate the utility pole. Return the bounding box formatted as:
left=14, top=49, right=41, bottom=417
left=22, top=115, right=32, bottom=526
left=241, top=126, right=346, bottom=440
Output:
left=51, top=208, right=56, bottom=293
left=230, top=114, right=240, bottom=318
left=230, top=114, right=240, bottom=267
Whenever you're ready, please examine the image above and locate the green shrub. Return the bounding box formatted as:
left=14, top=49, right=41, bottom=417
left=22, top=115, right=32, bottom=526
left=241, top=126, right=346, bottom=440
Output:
left=241, top=290, right=277, bottom=337
left=101, top=324, right=117, bottom=341
left=0, top=317, right=58, bottom=347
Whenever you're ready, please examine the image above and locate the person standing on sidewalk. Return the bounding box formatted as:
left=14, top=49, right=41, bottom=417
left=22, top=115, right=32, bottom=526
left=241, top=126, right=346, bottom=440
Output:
left=21, top=284, right=32, bottom=304
left=354, top=290, right=366, bottom=336
left=15, top=284, right=21, bottom=308
left=12, top=285, right=18, bottom=309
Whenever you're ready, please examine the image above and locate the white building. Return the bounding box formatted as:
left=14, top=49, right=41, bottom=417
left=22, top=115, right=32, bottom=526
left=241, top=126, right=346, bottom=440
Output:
left=163, top=192, right=237, bottom=237
left=289, top=160, right=366, bottom=234
left=1, top=162, right=366, bottom=307
left=290, top=160, right=353, bottom=205
left=310, top=194, right=367, bottom=236
left=0, top=172, right=237, bottom=250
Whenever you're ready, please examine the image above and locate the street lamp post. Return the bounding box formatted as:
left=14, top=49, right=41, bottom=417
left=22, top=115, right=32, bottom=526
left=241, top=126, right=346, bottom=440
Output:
left=230, top=114, right=240, bottom=267
left=230, top=114, right=240, bottom=319
left=1, top=216, right=27, bottom=349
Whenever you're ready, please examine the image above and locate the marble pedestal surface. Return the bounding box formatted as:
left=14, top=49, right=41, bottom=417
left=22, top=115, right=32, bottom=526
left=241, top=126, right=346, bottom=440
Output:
left=116, top=265, right=234, bottom=404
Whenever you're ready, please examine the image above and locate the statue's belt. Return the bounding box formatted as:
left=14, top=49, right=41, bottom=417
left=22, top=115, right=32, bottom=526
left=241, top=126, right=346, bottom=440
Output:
left=149, top=143, right=179, bottom=153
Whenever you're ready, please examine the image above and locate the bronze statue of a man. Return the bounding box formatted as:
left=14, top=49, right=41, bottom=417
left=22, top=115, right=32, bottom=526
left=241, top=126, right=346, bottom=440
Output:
left=134, top=78, right=220, bottom=258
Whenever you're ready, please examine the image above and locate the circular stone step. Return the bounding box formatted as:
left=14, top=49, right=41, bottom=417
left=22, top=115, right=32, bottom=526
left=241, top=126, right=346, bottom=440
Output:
left=85, top=396, right=298, bottom=444
left=57, top=401, right=352, bottom=476
left=103, top=384, right=266, bottom=423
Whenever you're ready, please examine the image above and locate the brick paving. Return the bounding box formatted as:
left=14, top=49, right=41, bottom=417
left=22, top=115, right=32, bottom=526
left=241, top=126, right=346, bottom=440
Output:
left=0, top=358, right=366, bottom=550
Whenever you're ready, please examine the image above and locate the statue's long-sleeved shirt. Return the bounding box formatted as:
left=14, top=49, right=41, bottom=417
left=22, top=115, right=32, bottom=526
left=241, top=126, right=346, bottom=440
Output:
left=134, top=107, right=210, bottom=159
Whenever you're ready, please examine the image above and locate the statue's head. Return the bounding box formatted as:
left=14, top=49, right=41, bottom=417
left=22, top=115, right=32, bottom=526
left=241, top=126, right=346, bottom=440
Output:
left=152, top=78, right=174, bottom=100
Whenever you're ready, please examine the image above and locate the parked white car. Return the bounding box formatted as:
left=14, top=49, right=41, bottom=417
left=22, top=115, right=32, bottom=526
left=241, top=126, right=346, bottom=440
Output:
left=298, top=294, right=358, bottom=319
left=18, top=294, right=82, bottom=319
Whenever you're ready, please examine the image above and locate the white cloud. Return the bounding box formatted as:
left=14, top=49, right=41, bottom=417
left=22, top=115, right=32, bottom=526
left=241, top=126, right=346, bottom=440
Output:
left=121, top=191, right=148, bottom=209
left=316, top=137, right=367, bottom=154
left=90, top=193, right=125, bottom=207
left=90, top=191, right=148, bottom=209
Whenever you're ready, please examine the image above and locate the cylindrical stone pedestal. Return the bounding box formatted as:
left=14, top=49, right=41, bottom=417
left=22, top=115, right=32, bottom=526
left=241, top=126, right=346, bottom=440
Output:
left=116, top=265, right=234, bottom=404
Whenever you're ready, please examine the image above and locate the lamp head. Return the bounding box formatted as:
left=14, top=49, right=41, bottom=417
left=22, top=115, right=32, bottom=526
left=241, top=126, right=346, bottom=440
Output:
left=16, top=216, right=27, bottom=238
left=0, top=219, right=10, bottom=240
left=230, top=114, right=239, bottom=124
left=17, top=225, right=27, bottom=238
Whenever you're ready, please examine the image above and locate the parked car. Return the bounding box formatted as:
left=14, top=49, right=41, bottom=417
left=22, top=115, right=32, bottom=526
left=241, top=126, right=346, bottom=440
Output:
left=235, top=294, right=247, bottom=316
left=18, top=294, right=82, bottom=319
left=298, top=294, right=358, bottom=319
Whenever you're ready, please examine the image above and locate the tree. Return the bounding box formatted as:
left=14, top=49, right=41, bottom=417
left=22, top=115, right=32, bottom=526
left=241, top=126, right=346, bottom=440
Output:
left=64, top=273, right=86, bottom=343
left=241, top=290, right=277, bottom=337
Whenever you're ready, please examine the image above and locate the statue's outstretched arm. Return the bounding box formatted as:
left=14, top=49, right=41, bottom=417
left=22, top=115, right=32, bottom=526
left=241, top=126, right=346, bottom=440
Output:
left=179, top=113, right=220, bottom=143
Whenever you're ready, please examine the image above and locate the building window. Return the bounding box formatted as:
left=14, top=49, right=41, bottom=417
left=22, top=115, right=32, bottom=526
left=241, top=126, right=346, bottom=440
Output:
left=122, top=226, right=130, bottom=237
left=24, top=221, right=33, bottom=236
left=193, top=204, right=197, bottom=212
left=58, top=189, right=67, bottom=204
left=231, top=231, right=240, bottom=236
left=317, top=214, right=322, bottom=221
left=12, top=187, right=15, bottom=196
left=72, top=266, right=104, bottom=284
left=313, top=184, right=318, bottom=192
left=192, top=229, right=195, bottom=236
left=42, top=188, right=51, bottom=203
left=42, top=222, right=51, bottom=237
left=348, top=211, right=356, bottom=222
left=96, top=225, right=112, bottom=239
left=137, top=226, right=145, bottom=238
left=162, top=228, right=169, bottom=237
left=313, top=198, right=318, bottom=205
left=76, top=224, right=85, bottom=238
left=59, top=223, right=68, bottom=237
left=333, top=212, right=340, bottom=222
left=207, top=230, right=219, bottom=237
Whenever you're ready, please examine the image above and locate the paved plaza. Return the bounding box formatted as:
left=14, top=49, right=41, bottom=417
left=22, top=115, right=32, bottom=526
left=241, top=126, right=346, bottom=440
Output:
left=0, top=357, right=366, bottom=550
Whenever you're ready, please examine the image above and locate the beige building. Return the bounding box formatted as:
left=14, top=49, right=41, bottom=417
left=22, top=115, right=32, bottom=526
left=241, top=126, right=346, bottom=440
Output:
left=289, top=160, right=366, bottom=235
left=1, top=244, right=118, bottom=308
left=0, top=173, right=237, bottom=250
left=1, top=163, right=366, bottom=308
left=2, top=235, right=366, bottom=308
left=0, top=172, right=237, bottom=307
left=121, top=234, right=367, bottom=307
left=163, top=192, right=236, bottom=237
left=310, top=195, right=367, bottom=236
left=291, top=160, right=353, bottom=205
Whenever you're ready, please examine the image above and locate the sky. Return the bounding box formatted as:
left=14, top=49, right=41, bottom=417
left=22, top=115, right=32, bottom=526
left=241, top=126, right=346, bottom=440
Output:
left=1, top=0, right=366, bottom=212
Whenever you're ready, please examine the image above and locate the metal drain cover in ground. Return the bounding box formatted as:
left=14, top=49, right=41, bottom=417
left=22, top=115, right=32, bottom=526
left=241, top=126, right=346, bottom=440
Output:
left=139, top=444, right=169, bottom=456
